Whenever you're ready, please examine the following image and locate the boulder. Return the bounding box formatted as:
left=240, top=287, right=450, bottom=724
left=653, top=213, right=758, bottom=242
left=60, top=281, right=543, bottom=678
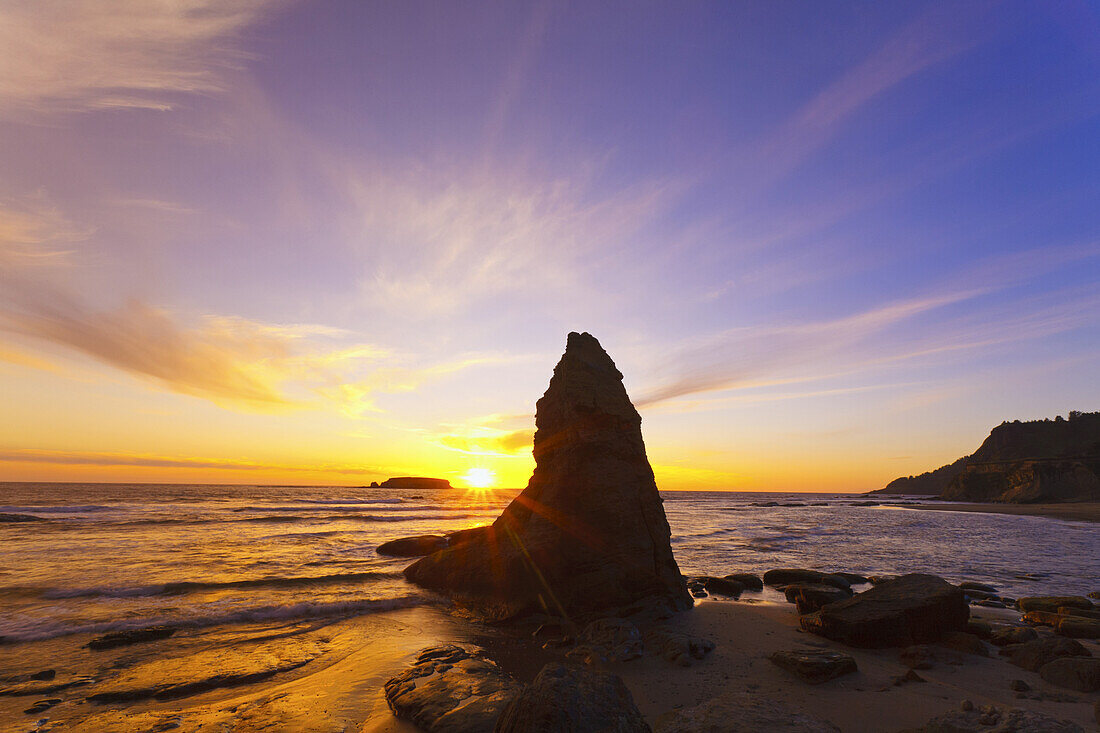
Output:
left=643, top=628, right=714, bottom=667
left=654, top=692, right=839, bottom=732
left=86, top=625, right=176, bottom=650
left=722, top=573, right=763, bottom=591
left=900, top=706, right=1084, bottom=732
left=1017, top=596, right=1094, bottom=613
left=763, top=569, right=850, bottom=592
left=783, top=584, right=852, bottom=614
left=1059, top=606, right=1100, bottom=620
left=938, top=631, right=988, bottom=657
left=573, top=618, right=643, bottom=663
left=1038, top=657, right=1100, bottom=692
left=769, top=649, right=857, bottom=684
left=494, top=663, right=650, bottom=733
left=1056, top=617, right=1100, bottom=639
left=377, top=535, right=448, bottom=557
left=832, top=572, right=871, bottom=586
left=966, top=619, right=993, bottom=639
left=404, top=333, right=691, bottom=621
left=1002, top=637, right=1091, bottom=672
left=990, top=626, right=1038, bottom=647
left=700, top=576, right=743, bottom=596
left=799, top=574, right=968, bottom=648
left=383, top=645, right=519, bottom=733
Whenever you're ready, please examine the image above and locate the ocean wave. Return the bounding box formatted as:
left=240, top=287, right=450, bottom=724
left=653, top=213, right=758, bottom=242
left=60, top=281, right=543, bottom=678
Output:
left=0, top=505, right=113, bottom=514
left=0, top=595, right=425, bottom=644
left=290, top=498, right=405, bottom=505
left=37, top=570, right=405, bottom=600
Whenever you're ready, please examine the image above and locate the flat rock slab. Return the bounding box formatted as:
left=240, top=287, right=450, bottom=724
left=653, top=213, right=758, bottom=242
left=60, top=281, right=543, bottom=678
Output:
left=769, top=649, right=857, bottom=684
left=654, top=692, right=839, bottom=732
left=643, top=628, right=715, bottom=667
left=87, top=625, right=177, bottom=650
left=1039, top=657, right=1100, bottom=692
left=384, top=645, right=519, bottom=733
left=1003, top=637, right=1091, bottom=672
left=899, top=707, right=1084, bottom=732
left=799, top=573, right=968, bottom=648
left=495, top=663, right=650, bottom=733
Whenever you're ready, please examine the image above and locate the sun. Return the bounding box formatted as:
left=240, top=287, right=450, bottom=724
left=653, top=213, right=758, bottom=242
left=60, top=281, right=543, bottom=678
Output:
left=461, top=467, right=496, bottom=490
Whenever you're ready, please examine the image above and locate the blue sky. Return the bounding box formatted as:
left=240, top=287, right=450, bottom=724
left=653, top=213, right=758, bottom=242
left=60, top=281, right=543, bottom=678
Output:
left=0, top=0, right=1097, bottom=490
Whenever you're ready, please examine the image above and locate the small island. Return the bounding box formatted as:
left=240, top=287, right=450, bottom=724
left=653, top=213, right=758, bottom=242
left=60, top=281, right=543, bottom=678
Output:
left=370, top=477, right=453, bottom=490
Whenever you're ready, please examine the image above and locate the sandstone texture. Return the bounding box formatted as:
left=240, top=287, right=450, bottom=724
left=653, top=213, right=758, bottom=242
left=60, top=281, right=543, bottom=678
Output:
left=405, top=333, right=691, bottom=621
left=494, top=663, right=650, bottom=733
left=799, top=574, right=968, bottom=648
left=383, top=645, right=519, bottom=733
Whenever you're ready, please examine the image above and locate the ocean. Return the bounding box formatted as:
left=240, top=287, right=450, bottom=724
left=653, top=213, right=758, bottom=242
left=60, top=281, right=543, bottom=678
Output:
left=1, top=482, right=1096, bottom=729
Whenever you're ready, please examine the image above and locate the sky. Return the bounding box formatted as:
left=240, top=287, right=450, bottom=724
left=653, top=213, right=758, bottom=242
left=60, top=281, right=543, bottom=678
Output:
left=0, top=0, right=1098, bottom=492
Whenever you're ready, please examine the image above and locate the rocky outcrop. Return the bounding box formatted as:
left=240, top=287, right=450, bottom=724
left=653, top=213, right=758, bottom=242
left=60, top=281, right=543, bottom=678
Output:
left=494, top=663, right=650, bottom=733
left=405, top=333, right=691, bottom=621
left=380, top=477, right=453, bottom=490
left=377, top=535, right=449, bottom=557
left=799, top=574, right=968, bottom=648
left=1001, top=636, right=1091, bottom=672
left=1039, top=657, right=1100, bottom=692
left=769, top=649, right=857, bottom=684
left=383, top=645, right=519, bottom=733
left=883, top=411, right=1100, bottom=503
left=763, top=569, right=851, bottom=591
left=872, top=455, right=970, bottom=495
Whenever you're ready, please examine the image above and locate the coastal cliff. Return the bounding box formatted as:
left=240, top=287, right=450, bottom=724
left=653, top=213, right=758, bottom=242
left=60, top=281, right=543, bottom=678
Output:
left=377, top=477, right=452, bottom=490
left=879, top=412, right=1100, bottom=503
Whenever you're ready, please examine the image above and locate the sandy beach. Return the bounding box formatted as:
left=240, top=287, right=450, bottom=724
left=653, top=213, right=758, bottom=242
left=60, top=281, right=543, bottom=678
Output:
left=909, top=502, right=1100, bottom=523
left=32, top=598, right=1098, bottom=732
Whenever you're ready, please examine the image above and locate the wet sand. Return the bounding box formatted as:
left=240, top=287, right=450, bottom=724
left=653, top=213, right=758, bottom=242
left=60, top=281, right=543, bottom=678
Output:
left=8, top=599, right=1097, bottom=731
left=909, top=501, right=1100, bottom=523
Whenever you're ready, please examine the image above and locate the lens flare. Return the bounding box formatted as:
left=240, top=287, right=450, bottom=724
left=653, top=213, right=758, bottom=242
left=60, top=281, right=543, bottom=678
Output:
left=461, top=467, right=495, bottom=489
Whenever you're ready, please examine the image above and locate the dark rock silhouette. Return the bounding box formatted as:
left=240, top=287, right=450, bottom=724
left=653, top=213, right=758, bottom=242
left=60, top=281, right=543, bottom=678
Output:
left=380, top=477, right=452, bottom=490
left=799, top=574, right=968, bottom=648
left=376, top=535, right=448, bottom=557
left=404, top=332, right=691, bottom=621
left=877, top=411, right=1100, bottom=502
left=495, top=663, right=651, bottom=732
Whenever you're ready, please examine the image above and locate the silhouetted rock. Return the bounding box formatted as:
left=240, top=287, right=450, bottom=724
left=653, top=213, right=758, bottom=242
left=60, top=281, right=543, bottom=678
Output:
left=769, top=649, right=857, bottom=684
left=783, top=584, right=852, bottom=614
left=377, top=535, right=448, bottom=557
left=1039, top=658, right=1100, bottom=692
left=1018, top=596, right=1095, bottom=613
left=938, top=631, right=988, bottom=657
left=990, top=626, right=1038, bottom=647
left=380, top=477, right=452, bottom=490
left=872, top=455, right=970, bottom=495
left=1002, top=637, right=1091, bottom=672
left=86, top=625, right=176, bottom=650
left=699, top=576, right=743, bottom=596
left=383, top=645, right=518, bottom=732
left=832, top=572, right=871, bottom=586
left=799, top=574, right=968, bottom=648
left=722, top=572, right=763, bottom=591
left=405, top=333, right=691, bottom=621
left=495, top=663, right=650, bottom=733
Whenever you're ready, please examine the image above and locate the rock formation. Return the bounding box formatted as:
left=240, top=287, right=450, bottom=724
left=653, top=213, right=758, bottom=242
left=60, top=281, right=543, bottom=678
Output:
left=380, top=477, right=453, bottom=490
left=876, top=411, right=1100, bottom=502
left=404, top=332, right=691, bottom=621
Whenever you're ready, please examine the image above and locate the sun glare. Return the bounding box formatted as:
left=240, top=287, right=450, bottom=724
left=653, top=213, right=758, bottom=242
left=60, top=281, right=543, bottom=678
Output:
left=461, top=467, right=495, bottom=490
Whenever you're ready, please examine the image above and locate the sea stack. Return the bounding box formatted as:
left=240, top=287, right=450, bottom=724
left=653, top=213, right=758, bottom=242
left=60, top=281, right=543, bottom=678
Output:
left=404, top=332, right=692, bottom=621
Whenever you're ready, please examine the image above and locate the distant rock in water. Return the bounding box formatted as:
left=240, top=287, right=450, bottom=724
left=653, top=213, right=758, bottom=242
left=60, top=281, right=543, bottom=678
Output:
left=378, top=477, right=452, bottom=490
left=404, top=332, right=692, bottom=621
left=877, top=411, right=1100, bottom=503
left=871, top=455, right=970, bottom=496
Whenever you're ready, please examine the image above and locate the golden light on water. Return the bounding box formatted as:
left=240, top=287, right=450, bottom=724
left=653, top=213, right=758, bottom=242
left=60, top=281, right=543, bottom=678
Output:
left=460, top=467, right=495, bottom=489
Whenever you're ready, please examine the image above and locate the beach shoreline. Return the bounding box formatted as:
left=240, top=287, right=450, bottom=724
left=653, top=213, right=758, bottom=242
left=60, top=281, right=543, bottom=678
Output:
left=907, top=501, right=1100, bottom=523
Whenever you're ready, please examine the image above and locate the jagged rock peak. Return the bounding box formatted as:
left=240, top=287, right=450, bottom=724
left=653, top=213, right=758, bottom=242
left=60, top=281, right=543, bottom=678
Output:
left=403, top=332, right=691, bottom=621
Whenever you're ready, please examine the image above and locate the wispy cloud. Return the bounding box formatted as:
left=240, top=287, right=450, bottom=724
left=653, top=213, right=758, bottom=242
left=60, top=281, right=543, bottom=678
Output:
left=0, top=202, right=493, bottom=410
left=0, top=0, right=282, bottom=115
left=0, top=448, right=388, bottom=476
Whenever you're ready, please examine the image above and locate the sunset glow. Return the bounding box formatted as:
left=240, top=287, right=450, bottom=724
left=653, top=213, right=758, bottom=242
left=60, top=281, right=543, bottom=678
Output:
left=0, top=2, right=1097, bottom=492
